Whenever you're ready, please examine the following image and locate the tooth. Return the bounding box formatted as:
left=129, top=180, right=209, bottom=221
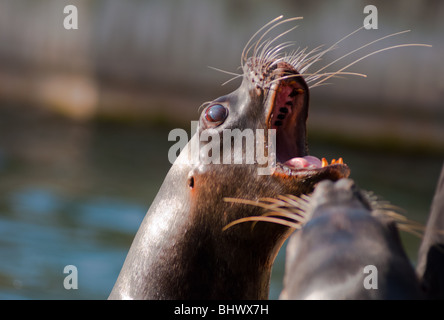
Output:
left=321, top=158, right=328, bottom=168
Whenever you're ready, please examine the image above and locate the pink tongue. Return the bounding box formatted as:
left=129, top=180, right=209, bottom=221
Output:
left=284, top=156, right=322, bottom=169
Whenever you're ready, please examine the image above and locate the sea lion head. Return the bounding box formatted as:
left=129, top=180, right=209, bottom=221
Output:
left=277, top=179, right=423, bottom=299
left=175, top=19, right=351, bottom=299
left=188, top=27, right=351, bottom=231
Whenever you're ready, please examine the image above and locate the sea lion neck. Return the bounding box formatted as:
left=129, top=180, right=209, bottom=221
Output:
left=109, top=151, right=292, bottom=299
left=172, top=165, right=293, bottom=299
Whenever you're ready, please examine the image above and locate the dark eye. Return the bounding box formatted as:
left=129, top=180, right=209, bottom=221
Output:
left=204, top=104, right=228, bottom=126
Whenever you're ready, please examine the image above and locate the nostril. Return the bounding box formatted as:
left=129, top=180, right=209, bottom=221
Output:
left=188, top=176, right=195, bottom=189
left=289, top=88, right=303, bottom=97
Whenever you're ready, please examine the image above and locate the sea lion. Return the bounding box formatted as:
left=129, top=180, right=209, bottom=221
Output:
left=108, top=16, right=350, bottom=300
left=230, top=179, right=422, bottom=299
left=278, top=179, right=424, bottom=299
left=109, top=15, right=430, bottom=300
left=417, top=163, right=444, bottom=299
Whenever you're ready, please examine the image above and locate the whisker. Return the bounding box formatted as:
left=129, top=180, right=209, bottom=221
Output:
left=237, top=15, right=430, bottom=93
left=244, top=210, right=307, bottom=230
left=311, top=43, right=432, bottom=87
left=396, top=223, right=425, bottom=238
left=250, top=17, right=303, bottom=65
left=278, top=194, right=311, bottom=211
left=257, top=27, right=299, bottom=64
left=223, top=194, right=310, bottom=231
left=224, top=189, right=427, bottom=238
left=221, top=74, right=244, bottom=86
left=263, top=41, right=297, bottom=65
left=241, top=15, right=285, bottom=68
left=282, top=25, right=368, bottom=79
left=267, top=210, right=306, bottom=222
left=268, top=56, right=289, bottom=69
left=305, top=24, right=368, bottom=67
left=269, top=71, right=367, bottom=85
left=222, top=216, right=302, bottom=231
left=208, top=66, right=242, bottom=77
left=286, top=46, right=325, bottom=73
left=224, top=197, right=278, bottom=211
left=309, top=30, right=412, bottom=80
left=308, top=82, right=333, bottom=89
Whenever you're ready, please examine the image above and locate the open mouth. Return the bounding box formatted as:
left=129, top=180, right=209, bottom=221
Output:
left=263, top=61, right=349, bottom=179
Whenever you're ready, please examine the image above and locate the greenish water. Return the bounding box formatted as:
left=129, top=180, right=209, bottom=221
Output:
left=0, top=105, right=442, bottom=299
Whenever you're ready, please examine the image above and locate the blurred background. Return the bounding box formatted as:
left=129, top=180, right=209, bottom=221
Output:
left=0, top=0, right=442, bottom=299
